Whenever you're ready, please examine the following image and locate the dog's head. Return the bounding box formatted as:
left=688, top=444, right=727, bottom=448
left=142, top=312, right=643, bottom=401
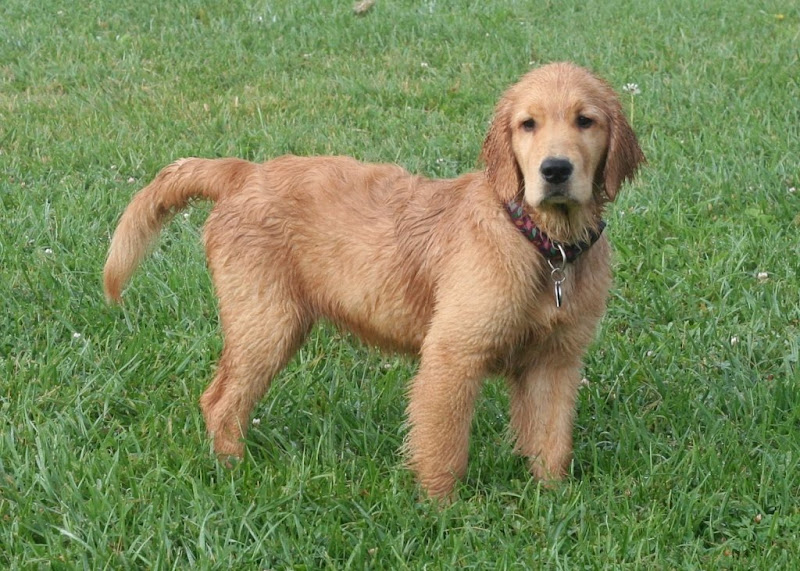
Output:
left=481, top=63, right=644, bottom=237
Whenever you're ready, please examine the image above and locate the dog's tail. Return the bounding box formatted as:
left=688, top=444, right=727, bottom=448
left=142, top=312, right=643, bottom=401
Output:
left=103, top=157, right=257, bottom=302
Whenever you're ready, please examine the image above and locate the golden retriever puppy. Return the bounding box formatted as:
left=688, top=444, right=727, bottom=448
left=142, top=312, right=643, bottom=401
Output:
left=104, top=62, right=644, bottom=499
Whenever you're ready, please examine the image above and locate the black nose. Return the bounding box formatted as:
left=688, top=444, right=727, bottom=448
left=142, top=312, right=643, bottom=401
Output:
left=540, top=158, right=573, bottom=185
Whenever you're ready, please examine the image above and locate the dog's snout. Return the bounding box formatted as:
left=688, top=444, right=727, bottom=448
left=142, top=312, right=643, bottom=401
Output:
left=540, top=158, right=573, bottom=185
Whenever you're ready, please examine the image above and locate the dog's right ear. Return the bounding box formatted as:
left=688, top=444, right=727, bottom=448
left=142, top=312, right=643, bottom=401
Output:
left=480, top=99, right=522, bottom=203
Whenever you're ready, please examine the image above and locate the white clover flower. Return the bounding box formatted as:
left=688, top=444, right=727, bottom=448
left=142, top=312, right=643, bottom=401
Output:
left=353, top=0, right=375, bottom=15
left=757, top=272, right=769, bottom=281
left=72, top=332, right=82, bottom=339
left=44, top=248, right=53, bottom=254
left=623, top=83, right=641, bottom=95
left=252, top=417, right=261, bottom=426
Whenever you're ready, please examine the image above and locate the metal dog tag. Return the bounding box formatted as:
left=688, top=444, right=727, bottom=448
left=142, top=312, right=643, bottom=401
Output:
left=554, top=280, right=564, bottom=308
left=549, top=243, right=568, bottom=309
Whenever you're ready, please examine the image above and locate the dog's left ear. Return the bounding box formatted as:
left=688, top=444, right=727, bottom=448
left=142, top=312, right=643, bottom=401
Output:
left=480, top=99, right=523, bottom=203
left=603, top=101, right=645, bottom=201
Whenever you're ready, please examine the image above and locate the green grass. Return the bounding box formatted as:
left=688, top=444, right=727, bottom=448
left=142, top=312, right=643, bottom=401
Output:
left=2, top=0, right=799, bottom=567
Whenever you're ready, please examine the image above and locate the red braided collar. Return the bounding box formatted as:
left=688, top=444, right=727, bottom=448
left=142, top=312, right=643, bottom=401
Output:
left=505, top=200, right=606, bottom=264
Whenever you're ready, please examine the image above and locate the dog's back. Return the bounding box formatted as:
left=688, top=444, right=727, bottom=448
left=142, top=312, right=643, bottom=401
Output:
left=203, top=155, right=475, bottom=353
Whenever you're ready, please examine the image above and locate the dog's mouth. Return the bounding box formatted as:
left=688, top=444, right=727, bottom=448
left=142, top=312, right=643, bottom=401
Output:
left=540, top=182, right=577, bottom=202
left=522, top=178, right=586, bottom=217
left=541, top=193, right=574, bottom=206
left=541, top=201, right=572, bottom=217
left=539, top=188, right=579, bottom=215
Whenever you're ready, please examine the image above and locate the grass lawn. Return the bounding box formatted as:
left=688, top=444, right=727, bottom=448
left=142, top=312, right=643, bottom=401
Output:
left=1, top=0, right=798, bottom=567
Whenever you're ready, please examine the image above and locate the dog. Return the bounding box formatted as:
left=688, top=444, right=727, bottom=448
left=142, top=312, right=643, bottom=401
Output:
left=104, top=62, right=644, bottom=499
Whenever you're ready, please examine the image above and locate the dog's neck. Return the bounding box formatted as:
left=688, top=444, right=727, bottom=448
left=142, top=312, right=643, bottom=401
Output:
left=505, top=200, right=606, bottom=263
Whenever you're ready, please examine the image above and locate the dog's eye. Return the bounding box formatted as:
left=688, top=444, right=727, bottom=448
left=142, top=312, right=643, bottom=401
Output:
left=576, top=115, right=594, bottom=129
left=521, top=119, right=536, bottom=132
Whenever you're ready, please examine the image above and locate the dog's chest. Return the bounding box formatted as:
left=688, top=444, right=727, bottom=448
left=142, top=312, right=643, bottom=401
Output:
left=520, top=251, right=609, bottom=337
left=493, top=260, right=607, bottom=375
left=529, top=265, right=580, bottom=326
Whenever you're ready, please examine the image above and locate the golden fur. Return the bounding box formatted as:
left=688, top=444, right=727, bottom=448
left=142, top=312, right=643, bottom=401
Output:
left=104, top=62, right=644, bottom=499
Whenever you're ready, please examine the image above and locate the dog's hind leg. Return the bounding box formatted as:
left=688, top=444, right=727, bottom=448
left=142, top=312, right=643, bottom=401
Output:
left=199, top=272, right=311, bottom=459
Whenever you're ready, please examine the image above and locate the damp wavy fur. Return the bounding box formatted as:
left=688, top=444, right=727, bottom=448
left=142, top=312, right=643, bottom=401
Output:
left=104, top=62, right=644, bottom=499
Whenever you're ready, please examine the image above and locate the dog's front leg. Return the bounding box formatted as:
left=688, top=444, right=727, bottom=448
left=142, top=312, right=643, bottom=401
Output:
left=405, top=350, right=487, bottom=500
left=507, top=358, right=583, bottom=482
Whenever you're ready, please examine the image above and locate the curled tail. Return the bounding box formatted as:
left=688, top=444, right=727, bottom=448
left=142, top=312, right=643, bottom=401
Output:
left=103, top=157, right=258, bottom=302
